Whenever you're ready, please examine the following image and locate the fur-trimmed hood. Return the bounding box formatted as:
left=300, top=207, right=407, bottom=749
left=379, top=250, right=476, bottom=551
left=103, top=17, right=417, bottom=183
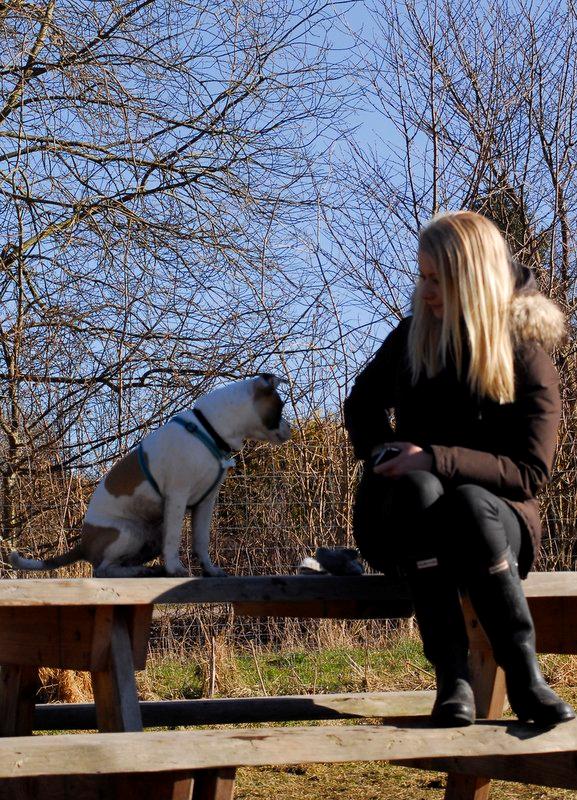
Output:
left=510, top=263, right=566, bottom=351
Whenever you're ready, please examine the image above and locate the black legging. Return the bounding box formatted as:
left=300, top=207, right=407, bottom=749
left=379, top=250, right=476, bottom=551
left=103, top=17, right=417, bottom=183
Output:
left=353, top=469, right=524, bottom=577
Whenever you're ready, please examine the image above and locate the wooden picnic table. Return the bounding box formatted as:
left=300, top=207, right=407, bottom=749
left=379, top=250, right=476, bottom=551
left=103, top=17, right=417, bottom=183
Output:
left=0, top=572, right=575, bottom=800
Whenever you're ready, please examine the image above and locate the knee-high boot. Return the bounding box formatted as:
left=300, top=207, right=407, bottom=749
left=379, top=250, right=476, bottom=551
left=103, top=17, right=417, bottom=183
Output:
left=407, top=558, right=475, bottom=727
left=467, top=548, right=575, bottom=726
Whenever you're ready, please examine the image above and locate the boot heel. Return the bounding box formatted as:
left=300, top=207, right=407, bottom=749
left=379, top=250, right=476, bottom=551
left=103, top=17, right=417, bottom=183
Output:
left=431, top=675, right=476, bottom=727
left=508, top=683, right=576, bottom=727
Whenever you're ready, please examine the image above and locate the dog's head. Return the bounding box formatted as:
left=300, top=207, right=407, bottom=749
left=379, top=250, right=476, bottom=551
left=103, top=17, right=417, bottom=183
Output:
left=195, top=373, right=291, bottom=448
left=249, top=373, right=291, bottom=444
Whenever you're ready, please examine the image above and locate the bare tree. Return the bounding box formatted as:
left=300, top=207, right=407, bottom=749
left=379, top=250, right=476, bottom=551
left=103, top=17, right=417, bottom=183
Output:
left=0, top=0, right=355, bottom=552
left=329, top=0, right=577, bottom=566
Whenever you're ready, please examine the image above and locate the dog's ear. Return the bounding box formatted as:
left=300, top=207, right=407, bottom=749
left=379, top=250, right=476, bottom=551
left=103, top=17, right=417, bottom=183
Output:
left=253, top=373, right=287, bottom=394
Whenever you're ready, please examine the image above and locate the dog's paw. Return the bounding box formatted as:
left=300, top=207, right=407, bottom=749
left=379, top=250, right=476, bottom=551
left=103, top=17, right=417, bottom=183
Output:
left=165, top=562, right=189, bottom=578
left=202, top=565, right=229, bottom=578
left=141, top=565, right=167, bottom=577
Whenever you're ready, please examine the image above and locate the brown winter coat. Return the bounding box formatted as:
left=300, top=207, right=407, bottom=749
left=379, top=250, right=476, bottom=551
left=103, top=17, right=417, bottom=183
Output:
left=343, top=276, right=565, bottom=578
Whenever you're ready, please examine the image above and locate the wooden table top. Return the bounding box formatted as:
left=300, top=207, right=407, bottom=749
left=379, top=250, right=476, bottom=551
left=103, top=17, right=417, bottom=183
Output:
left=0, top=571, right=573, bottom=607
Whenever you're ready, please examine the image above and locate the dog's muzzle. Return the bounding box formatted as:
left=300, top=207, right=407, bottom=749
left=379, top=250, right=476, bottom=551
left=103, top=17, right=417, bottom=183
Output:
left=276, top=419, right=291, bottom=442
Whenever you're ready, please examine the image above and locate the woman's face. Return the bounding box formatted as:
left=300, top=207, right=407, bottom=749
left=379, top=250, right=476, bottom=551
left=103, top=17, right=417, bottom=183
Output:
left=418, top=250, right=444, bottom=319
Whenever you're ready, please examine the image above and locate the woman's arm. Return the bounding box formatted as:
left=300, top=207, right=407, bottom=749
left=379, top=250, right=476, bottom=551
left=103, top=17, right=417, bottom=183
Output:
left=429, top=345, right=561, bottom=500
left=343, top=318, right=410, bottom=460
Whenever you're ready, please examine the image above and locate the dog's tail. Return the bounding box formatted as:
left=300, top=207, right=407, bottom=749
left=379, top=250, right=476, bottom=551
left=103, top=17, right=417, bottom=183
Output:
left=9, top=543, right=86, bottom=572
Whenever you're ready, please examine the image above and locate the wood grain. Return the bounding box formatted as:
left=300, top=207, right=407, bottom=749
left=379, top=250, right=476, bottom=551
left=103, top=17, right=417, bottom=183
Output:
left=0, top=666, right=40, bottom=737
left=33, top=690, right=436, bottom=730
left=1, top=720, right=577, bottom=780
left=0, top=607, right=105, bottom=670
left=91, top=607, right=143, bottom=733
left=0, top=575, right=412, bottom=609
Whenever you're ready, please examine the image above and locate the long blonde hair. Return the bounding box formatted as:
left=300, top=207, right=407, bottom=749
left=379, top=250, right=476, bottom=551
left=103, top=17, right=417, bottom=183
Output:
left=409, top=211, right=515, bottom=403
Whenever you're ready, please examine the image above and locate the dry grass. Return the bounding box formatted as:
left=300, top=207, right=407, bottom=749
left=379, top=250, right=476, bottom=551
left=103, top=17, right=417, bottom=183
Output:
left=235, top=761, right=577, bottom=800
left=38, top=668, right=93, bottom=704
left=39, top=633, right=577, bottom=706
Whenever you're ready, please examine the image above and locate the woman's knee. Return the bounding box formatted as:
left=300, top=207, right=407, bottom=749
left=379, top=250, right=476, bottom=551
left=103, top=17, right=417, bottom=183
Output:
left=452, top=484, right=497, bottom=515
left=393, top=470, right=445, bottom=510
left=449, top=484, right=519, bottom=564
left=352, top=469, right=444, bottom=570
left=451, top=484, right=512, bottom=530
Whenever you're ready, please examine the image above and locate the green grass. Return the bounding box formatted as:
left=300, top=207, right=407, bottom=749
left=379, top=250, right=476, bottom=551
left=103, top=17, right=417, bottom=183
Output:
left=236, top=639, right=431, bottom=693
left=143, top=658, right=205, bottom=699
left=141, top=636, right=433, bottom=699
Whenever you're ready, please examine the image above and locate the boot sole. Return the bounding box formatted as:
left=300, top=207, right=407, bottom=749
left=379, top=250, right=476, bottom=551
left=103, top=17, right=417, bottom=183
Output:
left=433, top=717, right=475, bottom=728
left=431, top=709, right=475, bottom=728
left=516, top=709, right=576, bottom=727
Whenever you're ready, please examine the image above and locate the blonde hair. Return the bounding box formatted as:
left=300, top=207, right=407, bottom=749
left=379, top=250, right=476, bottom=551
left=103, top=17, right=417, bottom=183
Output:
left=409, top=211, right=515, bottom=403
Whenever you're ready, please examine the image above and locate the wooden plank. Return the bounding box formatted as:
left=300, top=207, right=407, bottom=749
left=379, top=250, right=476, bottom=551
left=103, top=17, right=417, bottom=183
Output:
left=523, top=572, right=577, bottom=596
left=5, top=758, right=577, bottom=798
left=90, top=605, right=114, bottom=671
left=0, top=667, right=42, bottom=800
left=0, top=607, right=107, bottom=670
left=91, top=607, right=143, bottom=733
left=0, top=573, right=572, bottom=620
left=0, top=775, right=110, bottom=799
left=0, top=774, right=194, bottom=800
left=192, top=768, right=236, bottom=800
left=128, top=605, right=154, bottom=670
left=112, top=772, right=194, bottom=800
left=233, top=597, right=413, bottom=618
left=394, top=752, right=577, bottom=791
left=89, top=605, right=151, bottom=673
left=531, top=597, right=577, bottom=654
left=0, top=666, right=40, bottom=737
left=0, top=575, right=412, bottom=609
left=0, top=572, right=573, bottom=608
left=443, top=774, right=491, bottom=800
left=33, top=691, right=436, bottom=730
left=462, top=597, right=507, bottom=721
left=1, top=720, right=577, bottom=779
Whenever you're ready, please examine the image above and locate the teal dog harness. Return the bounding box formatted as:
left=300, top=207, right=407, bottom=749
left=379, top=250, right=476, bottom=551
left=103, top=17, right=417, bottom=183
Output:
left=137, top=411, right=236, bottom=507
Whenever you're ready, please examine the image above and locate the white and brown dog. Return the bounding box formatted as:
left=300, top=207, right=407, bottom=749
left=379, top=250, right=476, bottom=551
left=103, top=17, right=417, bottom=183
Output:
left=10, top=374, right=290, bottom=578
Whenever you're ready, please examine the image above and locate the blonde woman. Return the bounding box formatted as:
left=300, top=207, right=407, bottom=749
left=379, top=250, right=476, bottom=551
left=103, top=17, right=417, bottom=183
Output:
left=344, top=211, right=575, bottom=727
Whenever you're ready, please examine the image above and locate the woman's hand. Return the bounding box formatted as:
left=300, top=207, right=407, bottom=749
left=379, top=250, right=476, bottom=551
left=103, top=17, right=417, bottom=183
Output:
left=372, top=441, right=433, bottom=477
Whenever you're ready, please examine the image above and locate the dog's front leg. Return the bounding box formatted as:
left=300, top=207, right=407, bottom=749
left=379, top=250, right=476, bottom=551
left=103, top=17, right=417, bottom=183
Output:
left=190, top=492, right=228, bottom=577
left=162, top=492, right=189, bottom=577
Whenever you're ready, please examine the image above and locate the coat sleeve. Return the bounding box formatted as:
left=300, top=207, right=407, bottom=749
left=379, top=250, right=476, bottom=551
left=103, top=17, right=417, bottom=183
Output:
left=343, top=319, right=409, bottom=460
left=430, top=345, right=561, bottom=500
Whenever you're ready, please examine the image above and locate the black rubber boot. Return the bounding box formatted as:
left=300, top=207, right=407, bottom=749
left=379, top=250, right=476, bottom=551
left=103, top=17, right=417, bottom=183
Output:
left=467, top=548, right=575, bottom=727
left=407, top=559, right=475, bottom=727
left=432, top=669, right=475, bottom=728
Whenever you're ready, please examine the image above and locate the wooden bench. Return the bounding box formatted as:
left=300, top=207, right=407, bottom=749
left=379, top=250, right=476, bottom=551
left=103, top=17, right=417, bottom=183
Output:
left=2, top=717, right=577, bottom=794
left=0, top=573, right=575, bottom=800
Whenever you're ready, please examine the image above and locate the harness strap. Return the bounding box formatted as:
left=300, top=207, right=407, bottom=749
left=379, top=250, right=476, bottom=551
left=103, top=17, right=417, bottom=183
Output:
left=193, top=465, right=224, bottom=506
left=192, top=408, right=233, bottom=454
left=137, top=442, right=162, bottom=497
left=171, top=415, right=235, bottom=506
left=136, top=417, right=235, bottom=508
left=171, top=415, right=233, bottom=464
left=138, top=415, right=235, bottom=507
